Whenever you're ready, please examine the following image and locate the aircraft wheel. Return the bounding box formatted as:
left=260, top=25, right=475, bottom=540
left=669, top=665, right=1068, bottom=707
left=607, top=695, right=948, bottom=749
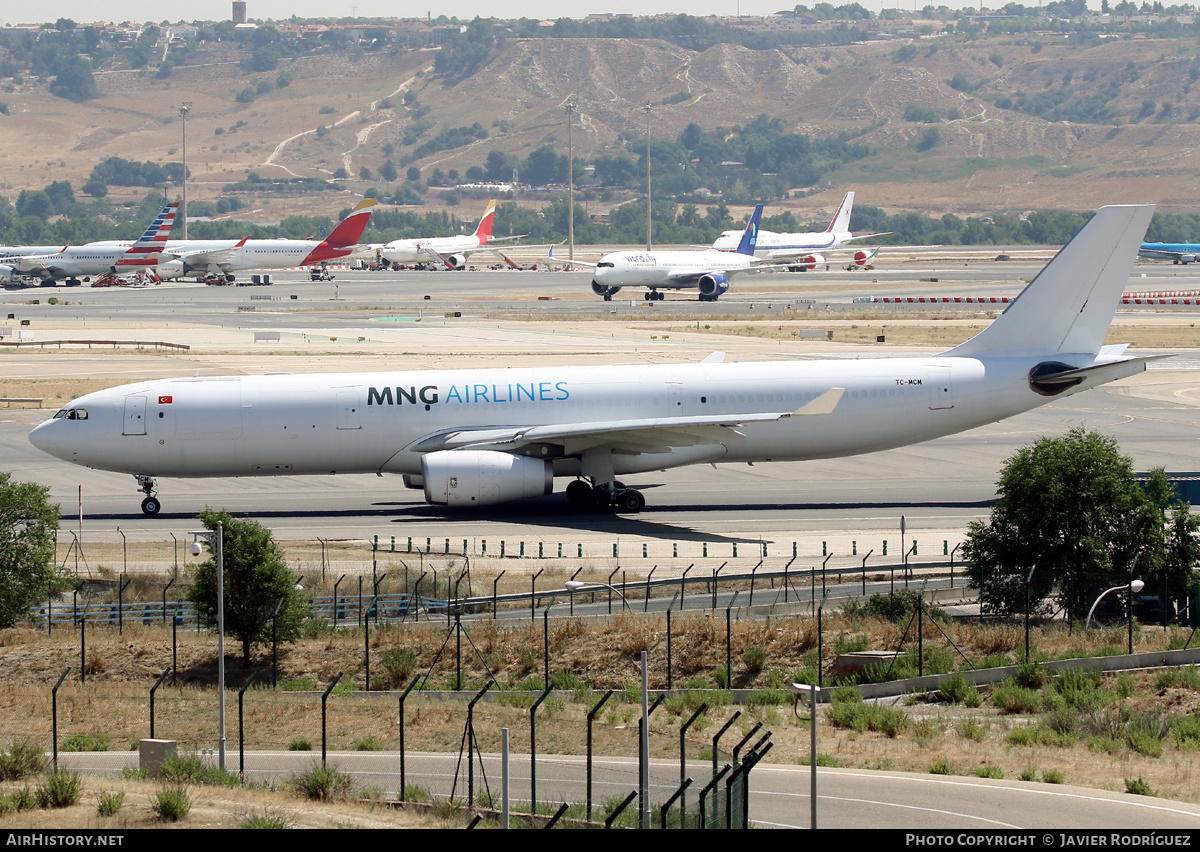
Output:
left=603, top=294, right=612, bottom=302
left=616, top=489, right=645, bottom=513
left=141, top=496, right=161, bottom=516
left=565, top=479, right=592, bottom=507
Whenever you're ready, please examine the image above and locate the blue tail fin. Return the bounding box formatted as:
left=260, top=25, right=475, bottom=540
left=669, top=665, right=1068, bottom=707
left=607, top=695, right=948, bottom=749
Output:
left=735, top=204, right=764, bottom=256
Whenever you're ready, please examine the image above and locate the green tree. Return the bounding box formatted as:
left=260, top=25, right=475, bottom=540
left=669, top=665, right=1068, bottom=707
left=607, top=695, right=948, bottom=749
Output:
left=189, top=510, right=308, bottom=666
left=965, top=428, right=1178, bottom=620
left=0, top=473, right=62, bottom=628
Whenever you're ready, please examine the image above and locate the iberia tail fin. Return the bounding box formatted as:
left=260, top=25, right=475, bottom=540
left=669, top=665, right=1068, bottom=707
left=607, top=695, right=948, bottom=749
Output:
left=472, top=200, right=498, bottom=244
left=323, top=198, right=378, bottom=248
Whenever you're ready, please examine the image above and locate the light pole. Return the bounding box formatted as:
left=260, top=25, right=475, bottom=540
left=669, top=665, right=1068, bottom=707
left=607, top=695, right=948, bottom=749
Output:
left=564, top=96, right=576, bottom=264
left=642, top=102, right=653, bottom=250
left=565, top=579, right=633, bottom=612
left=178, top=103, right=190, bottom=239
left=1086, top=579, right=1145, bottom=633
left=190, top=523, right=225, bottom=769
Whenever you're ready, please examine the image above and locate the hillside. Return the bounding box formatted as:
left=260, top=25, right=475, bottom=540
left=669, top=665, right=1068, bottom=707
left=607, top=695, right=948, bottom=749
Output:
left=4, top=32, right=1200, bottom=224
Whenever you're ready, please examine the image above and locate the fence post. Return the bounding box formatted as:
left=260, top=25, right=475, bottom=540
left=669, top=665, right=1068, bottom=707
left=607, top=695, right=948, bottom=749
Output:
left=237, top=670, right=259, bottom=777
left=149, top=668, right=170, bottom=740
left=530, top=685, right=554, bottom=815
left=398, top=679, right=420, bottom=802
left=51, top=668, right=69, bottom=772
left=586, top=690, right=614, bottom=822
left=321, top=673, right=343, bottom=766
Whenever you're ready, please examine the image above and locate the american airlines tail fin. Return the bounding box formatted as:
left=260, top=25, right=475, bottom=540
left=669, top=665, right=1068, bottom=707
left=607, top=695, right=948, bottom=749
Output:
left=117, top=201, right=179, bottom=268
left=946, top=204, right=1154, bottom=359
left=472, top=200, right=498, bottom=244
left=735, top=203, right=765, bottom=256
left=826, top=191, right=854, bottom=234
left=323, top=198, right=378, bottom=248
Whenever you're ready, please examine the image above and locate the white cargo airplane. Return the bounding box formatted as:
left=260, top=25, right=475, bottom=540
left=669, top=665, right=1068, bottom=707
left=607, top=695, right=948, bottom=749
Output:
left=30, top=205, right=1155, bottom=517
left=4, top=202, right=178, bottom=286
left=154, top=199, right=376, bottom=282
left=711, top=191, right=887, bottom=271
left=377, top=200, right=528, bottom=270
left=573, top=203, right=772, bottom=301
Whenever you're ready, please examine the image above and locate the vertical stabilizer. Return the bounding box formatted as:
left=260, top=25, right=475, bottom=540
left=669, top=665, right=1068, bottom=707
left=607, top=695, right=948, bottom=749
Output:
left=736, top=203, right=765, bottom=256
left=946, top=204, right=1154, bottom=358
left=472, top=200, right=498, bottom=244
left=117, top=201, right=179, bottom=268
left=826, top=191, right=855, bottom=235
left=323, top=198, right=378, bottom=248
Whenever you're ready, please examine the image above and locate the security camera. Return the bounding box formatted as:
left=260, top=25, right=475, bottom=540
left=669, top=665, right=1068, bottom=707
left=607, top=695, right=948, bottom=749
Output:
left=190, top=542, right=202, bottom=556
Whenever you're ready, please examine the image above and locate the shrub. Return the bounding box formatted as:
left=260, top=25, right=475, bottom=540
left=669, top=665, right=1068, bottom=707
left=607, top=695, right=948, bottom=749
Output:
left=1125, top=776, right=1157, bottom=797
left=975, top=764, right=1004, bottom=779
left=939, top=673, right=979, bottom=706
left=239, top=808, right=292, bottom=828
left=382, top=649, right=416, bottom=686
left=288, top=738, right=313, bottom=751
left=992, top=680, right=1042, bottom=714
left=1171, top=714, right=1200, bottom=750
left=929, top=757, right=953, bottom=775
left=290, top=763, right=353, bottom=801
left=1014, top=661, right=1049, bottom=689
left=1042, top=769, right=1064, bottom=784
left=62, top=732, right=110, bottom=752
left=96, top=790, right=124, bottom=817
left=160, top=753, right=240, bottom=788
left=1154, top=667, right=1200, bottom=691
left=957, top=716, right=986, bottom=742
left=150, top=784, right=191, bottom=821
left=0, top=740, right=47, bottom=780
left=35, top=770, right=82, bottom=809
left=355, top=736, right=384, bottom=752
left=742, top=645, right=767, bottom=673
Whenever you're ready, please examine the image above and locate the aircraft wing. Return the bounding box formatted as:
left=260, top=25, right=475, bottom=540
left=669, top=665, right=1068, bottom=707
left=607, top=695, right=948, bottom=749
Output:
left=548, top=245, right=596, bottom=268
left=662, top=259, right=796, bottom=284
left=410, top=388, right=845, bottom=456
left=13, top=255, right=62, bottom=277
left=161, top=238, right=248, bottom=269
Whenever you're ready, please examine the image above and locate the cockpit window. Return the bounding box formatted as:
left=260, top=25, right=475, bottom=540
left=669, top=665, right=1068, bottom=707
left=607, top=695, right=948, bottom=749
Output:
left=52, top=408, right=87, bottom=420
left=597, top=262, right=615, bottom=268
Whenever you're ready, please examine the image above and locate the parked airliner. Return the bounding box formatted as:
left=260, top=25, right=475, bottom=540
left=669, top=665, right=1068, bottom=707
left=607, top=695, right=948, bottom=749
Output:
left=711, top=191, right=886, bottom=270
left=154, top=199, right=376, bottom=282
left=571, top=203, right=773, bottom=301
left=29, top=205, right=1155, bottom=517
left=376, top=200, right=529, bottom=270
left=3, top=202, right=178, bottom=286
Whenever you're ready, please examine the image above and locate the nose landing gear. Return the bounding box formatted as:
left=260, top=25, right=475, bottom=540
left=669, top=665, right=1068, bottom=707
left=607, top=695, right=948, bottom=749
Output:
left=135, top=475, right=161, bottom=515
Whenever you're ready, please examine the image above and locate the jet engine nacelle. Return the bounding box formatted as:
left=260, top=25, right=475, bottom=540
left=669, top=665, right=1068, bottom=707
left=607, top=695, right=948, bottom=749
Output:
left=155, top=260, right=186, bottom=280
left=1179, top=254, right=1197, bottom=265
left=0, top=264, right=11, bottom=283
left=592, top=280, right=622, bottom=300
left=421, top=450, right=553, bottom=507
left=697, top=273, right=730, bottom=299
left=447, top=254, right=467, bottom=270
left=853, top=251, right=871, bottom=266
left=799, top=254, right=825, bottom=271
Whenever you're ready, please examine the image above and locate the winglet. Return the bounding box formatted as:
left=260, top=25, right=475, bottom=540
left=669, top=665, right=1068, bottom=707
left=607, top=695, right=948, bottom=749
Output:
left=700, top=351, right=726, bottom=364
left=790, top=387, right=845, bottom=417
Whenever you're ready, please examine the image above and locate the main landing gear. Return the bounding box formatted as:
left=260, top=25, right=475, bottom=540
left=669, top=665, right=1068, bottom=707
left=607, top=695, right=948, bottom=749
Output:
left=564, top=478, right=645, bottom=513
left=643, top=290, right=665, bottom=301
left=136, top=474, right=161, bottom=515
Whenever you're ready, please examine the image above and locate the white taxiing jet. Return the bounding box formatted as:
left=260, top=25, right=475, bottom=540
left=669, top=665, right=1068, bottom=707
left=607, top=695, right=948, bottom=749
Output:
left=29, top=204, right=1156, bottom=517
left=575, top=203, right=772, bottom=302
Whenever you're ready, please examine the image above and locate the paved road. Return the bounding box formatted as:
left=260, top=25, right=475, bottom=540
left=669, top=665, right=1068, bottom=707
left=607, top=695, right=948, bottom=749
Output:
left=58, top=749, right=1200, bottom=828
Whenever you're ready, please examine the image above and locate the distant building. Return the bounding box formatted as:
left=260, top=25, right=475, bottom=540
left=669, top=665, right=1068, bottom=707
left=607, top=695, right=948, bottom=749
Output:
left=232, top=1, right=247, bottom=25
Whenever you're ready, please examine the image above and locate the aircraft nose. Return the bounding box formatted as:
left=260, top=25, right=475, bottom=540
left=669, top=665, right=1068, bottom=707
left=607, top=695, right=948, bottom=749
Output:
left=29, top=419, right=71, bottom=461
